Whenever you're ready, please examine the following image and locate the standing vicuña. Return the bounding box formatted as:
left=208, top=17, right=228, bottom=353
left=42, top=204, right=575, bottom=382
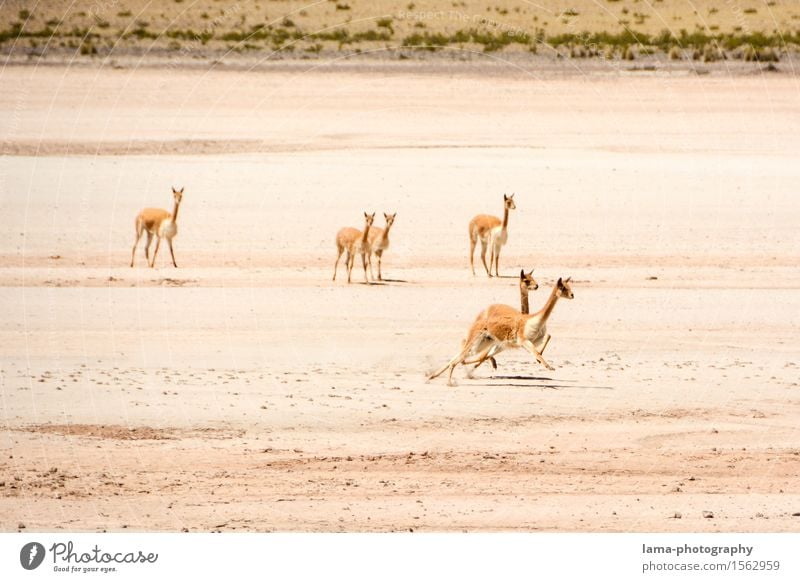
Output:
left=367, top=212, right=396, bottom=282
left=333, top=212, right=375, bottom=284
left=468, top=193, right=516, bottom=277
left=429, top=277, right=573, bottom=386
left=130, top=187, right=184, bottom=268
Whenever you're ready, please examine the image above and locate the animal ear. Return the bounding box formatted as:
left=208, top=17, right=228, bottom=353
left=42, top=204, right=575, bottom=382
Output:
left=172, top=186, right=176, bottom=193
left=510, top=193, right=515, bottom=198
left=557, top=277, right=563, bottom=285
left=520, top=269, right=525, bottom=279
left=364, top=211, right=368, bottom=218
left=180, top=187, right=184, bottom=193
left=565, top=276, right=571, bottom=282
left=503, top=193, right=508, bottom=200
left=528, top=269, right=534, bottom=276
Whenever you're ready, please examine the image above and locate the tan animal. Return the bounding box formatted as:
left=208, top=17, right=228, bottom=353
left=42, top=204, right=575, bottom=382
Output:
left=333, top=212, right=375, bottom=284
left=468, top=193, right=516, bottom=277
left=130, top=187, right=184, bottom=268
left=480, top=269, right=539, bottom=372
left=518, top=268, right=538, bottom=315
left=429, top=277, right=573, bottom=386
left=366, top=212, right=396, bottom=282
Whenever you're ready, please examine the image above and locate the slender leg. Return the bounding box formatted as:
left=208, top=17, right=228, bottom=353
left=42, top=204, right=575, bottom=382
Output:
left=464, top=342, right=504, bottom=369
left=480, top=239, right=490, bottom=277
left=333, top=246, right=344, bottom=281
left=448, top=338, right=493, bottom=385
left=144, top=231, right=153, bottom=263
left=469, top=235, right=477, bottom=275
left=361, top=251, right=369, bottom=283
left=523, top=340, right=554, bottom=371
left=130, top=229, right=142, bottom=267
left=376, top=250, right=383, bottom=281
left=493, top=245, right=501, bottom=277
left=168, top=239, right=178, bottom=268
left=466, top=356, right=498, bottom=375
left=464, top=344, right=501, bottom=378
left=540, top=334, right=552, bottom=355
left=429, top=340, right=476, bottom=381
left=430, top=334, right=493, bottom=386
left=150, top=237, right=161, bottom=268
left=346, top=250, right=353, bottom=283
left=367, top=252, right=376, bottom=281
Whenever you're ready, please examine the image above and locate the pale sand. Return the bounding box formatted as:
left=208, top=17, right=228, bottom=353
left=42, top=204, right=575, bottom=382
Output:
left=0, top=65, right=799, bottom=532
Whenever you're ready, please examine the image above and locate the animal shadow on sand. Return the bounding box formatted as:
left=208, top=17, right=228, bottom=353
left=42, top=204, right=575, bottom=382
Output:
left=474, top=375, right=615, bottom=390
left=362, top=278, right=409, bottom=285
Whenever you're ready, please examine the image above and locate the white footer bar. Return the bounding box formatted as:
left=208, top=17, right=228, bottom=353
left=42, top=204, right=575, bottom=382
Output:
left=2, top=533, right=798, bottom=581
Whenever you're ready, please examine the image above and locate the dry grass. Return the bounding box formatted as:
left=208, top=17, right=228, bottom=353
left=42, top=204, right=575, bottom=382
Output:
left=1, top=0, right=799, bottom=60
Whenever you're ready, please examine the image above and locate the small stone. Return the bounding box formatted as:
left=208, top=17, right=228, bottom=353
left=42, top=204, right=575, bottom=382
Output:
left=673, top=512, right=682, bottom=519
left=702, top=511, right=714, bottom=519
left=18, top=523, right=26, bottom=529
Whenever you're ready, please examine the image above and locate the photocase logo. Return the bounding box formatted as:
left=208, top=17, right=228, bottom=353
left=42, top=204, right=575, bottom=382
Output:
left=20, top=542, right=46, bottom=570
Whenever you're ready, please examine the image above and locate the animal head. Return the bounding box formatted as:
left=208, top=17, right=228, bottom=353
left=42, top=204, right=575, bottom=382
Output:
left=172, top=186, right=184, bottom=204
left=519, top=268, right=539, bottom=291
left=503, top=193, right=516, bottom=210
left=363, top=212, right=376, bottom=228
left=556, top=276, right=575, bottom=299
left=384, top=212, right=396, bottom=227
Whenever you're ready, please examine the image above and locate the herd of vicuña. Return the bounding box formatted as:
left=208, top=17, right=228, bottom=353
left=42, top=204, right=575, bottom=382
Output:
left=130, top=190, right=573, bottom=385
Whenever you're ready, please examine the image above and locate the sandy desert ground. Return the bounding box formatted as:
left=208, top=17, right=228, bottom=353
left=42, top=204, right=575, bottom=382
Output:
left=1, top=62, right=799, bottom=532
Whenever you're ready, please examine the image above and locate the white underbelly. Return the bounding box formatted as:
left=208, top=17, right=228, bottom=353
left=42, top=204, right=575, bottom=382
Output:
left=491, top=227, right=507, bottom=245
left=159, top=221, right=177, bottom=238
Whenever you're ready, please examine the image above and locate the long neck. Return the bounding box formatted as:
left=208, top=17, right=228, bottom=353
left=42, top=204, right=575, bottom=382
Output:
left=520, top=285, right=529, bottom=314
left=380, top=222, right=392, bottom=244
left=360, top=224, right=371, bottom=246
left=171, top=199, right=181, bottom=223
left=502, top=205, right=510, bottom=230
left=537, top=285, right=561, bottom=322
